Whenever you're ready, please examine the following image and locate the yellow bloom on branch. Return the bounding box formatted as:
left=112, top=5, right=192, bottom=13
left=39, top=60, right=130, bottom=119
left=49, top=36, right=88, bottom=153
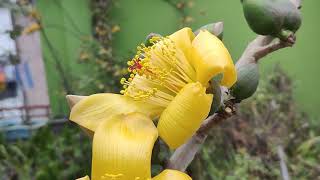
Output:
left=68, top=27, right=236, bottom=179
left=69, top=27, right=236, bottom=148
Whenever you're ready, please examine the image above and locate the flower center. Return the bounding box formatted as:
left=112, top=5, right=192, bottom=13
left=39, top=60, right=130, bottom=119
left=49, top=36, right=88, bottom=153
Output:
left=120, top=36, right=196, bottom=107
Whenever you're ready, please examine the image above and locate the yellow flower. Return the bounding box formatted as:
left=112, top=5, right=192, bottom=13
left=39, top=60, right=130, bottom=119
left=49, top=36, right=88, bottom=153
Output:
left=111, top=25, right=121, bottom=33
left=29, top=9, right=41, bottom=21
left=69, top=27, right=236, bottom=149
left=76, top=112, right=191, bottom=180
left=22, top=23, right=41, bottom=35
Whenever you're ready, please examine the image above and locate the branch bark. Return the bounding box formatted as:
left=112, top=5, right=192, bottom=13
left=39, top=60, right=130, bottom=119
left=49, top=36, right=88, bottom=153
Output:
left=166, top=0, right=302, bottom=172
left=236, top=36, right=293, bottom=68
left=277, top=145, right=291, bottom=180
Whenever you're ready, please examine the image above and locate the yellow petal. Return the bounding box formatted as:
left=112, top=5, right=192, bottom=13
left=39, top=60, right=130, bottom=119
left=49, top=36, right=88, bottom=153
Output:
left=76, top=176, right=90, bottom=180
left=69, top=93, right=162, bottom=132
left=153, top=169, right=192, bottom=180
left=169, top=27, right=195, bottom=63
left=192, top=30, right=237, bottom=87
left=91, top=112, right=158, bottom=180
left=157, top=82, right=213, bottom=149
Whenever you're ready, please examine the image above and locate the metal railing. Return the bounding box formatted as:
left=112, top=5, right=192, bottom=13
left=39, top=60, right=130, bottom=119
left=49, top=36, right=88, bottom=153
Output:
left=0, top=104, right=50, bottom=121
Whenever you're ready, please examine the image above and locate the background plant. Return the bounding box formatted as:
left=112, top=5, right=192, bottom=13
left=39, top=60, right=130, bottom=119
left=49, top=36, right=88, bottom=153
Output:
left=0, top=124, right=91, bottom=180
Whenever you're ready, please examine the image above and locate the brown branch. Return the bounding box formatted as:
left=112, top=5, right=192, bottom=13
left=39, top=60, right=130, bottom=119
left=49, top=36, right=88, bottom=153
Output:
left=277, top=145, right=291, bottom=180
left=166, top=0, right=302, bottom=172
left=236, top=35, right=294, bottom=68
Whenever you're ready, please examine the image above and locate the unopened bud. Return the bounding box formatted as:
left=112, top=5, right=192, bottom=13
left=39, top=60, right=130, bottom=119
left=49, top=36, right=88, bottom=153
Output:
left=231, top=63, right=259, bottom=102
left=194, top=22, right=224, bottom=40
left=208, top=76, right=222, bottom=115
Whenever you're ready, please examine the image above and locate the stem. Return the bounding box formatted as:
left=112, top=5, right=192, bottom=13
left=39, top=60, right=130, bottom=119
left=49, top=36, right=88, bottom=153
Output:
left=277, top=145, right=291, bottom=180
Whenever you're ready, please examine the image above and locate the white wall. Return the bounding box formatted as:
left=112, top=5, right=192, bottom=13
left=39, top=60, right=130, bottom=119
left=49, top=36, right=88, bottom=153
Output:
left=0, top=8, right=16, bottom=61
left=0, top=7, right=23, bottom=125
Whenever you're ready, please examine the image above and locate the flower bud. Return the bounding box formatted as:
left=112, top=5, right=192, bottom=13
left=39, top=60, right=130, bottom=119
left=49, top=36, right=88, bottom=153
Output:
left=208, top=78, right=222, bottom=114
left=231, top=63, right=259, bottom=102
left=242, top=0, right=301, bottom=41
left=194, top=22, right=224, bottom=40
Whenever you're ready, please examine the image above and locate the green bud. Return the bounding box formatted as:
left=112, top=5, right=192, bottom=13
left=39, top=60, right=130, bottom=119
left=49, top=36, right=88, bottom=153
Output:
left=231, top=63, right=259, bottom=102
left=194, top=22, right=224, bottom=40
left=144, top=33, right=162, bottom=47
left=242, top=0, right=301, bottom=40
left=208, top=76, right=222, bottom=115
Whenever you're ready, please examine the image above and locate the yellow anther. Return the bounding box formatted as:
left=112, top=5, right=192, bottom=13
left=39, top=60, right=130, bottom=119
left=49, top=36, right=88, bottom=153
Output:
left=119, top=35, right=188, bottom=103
left=120, top=78, right=126, bottom=84
left=152, top=88, right=157, bottom=92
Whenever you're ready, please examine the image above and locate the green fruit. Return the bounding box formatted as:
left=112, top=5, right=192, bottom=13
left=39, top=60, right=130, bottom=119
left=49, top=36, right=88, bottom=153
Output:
left=283, top=4, right=302, bottom=33
left=242, top=0, right=301, bottom=40
left=231, top=63, right=259, bottom=102
left=208, top=78, right=222, bottom=115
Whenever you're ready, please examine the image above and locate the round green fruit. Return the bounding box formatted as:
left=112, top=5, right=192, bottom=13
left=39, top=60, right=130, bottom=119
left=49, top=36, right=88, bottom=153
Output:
left=242, top=0, right=301, bottom=39
left=282, top=2, right=302, bottom=33
left=231, top=63, right=259, bottom=102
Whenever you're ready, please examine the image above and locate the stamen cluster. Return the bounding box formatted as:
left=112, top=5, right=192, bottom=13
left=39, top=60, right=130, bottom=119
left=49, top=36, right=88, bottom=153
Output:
left=120, top=36, right=181, bottom=102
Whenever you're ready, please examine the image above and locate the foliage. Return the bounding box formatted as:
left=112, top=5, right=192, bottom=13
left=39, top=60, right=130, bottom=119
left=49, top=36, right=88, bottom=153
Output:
left=0, top=124, right=91, bottom=180
left=77, top=0, right=126, bottom=94
left=188, top=66, right=320, bottom=179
